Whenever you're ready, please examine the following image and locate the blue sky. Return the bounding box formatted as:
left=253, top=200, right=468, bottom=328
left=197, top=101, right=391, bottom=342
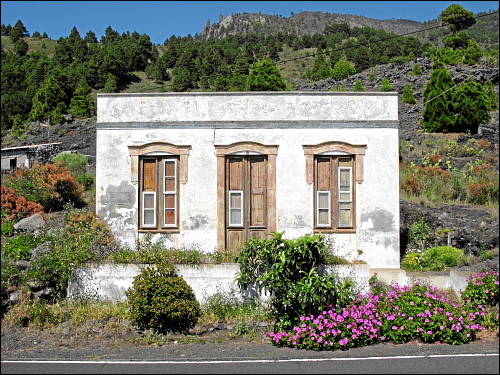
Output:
left=1, top=1, right=498, bottom=45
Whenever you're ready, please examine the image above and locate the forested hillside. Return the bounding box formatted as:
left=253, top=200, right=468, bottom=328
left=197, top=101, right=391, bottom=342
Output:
left=1, top=7, right=498, bottom=138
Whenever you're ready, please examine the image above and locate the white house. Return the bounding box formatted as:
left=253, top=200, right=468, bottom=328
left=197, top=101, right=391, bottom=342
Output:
left=95, top=92, right=400, bottom=268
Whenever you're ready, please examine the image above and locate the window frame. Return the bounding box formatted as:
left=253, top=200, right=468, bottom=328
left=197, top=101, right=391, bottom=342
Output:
left=303, top=141, right=366, bottom=234
left=228, top=190, right=244, bottom=227
left=313, top=155, right=356, bottom=232
left=139, top=156, right=180, bottom=231
left=128, top=142, right=190, bottom=233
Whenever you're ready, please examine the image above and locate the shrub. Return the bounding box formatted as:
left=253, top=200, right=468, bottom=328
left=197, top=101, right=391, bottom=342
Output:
left=380, top=77, right=393, bottom=92
left=407, top=217, right=431, bottom=253
left=3, top=162, right=85, bottom=212
left=402, top=246, right=466, bottom=271
left=460, top=271, right=499, bottom=330
left=26, top=208, right=117, bottom=297
left=420, top=246, right=466, bottom=271
left=52, top=152, right=94, bottom=190
left=402, top=83, right=416, bottom=104
left=461, top=271, right=499, bottom=309
left=126, top=260, right=201, bottom=333
left=236, top=232, right=356, bottom=331
left=268, top=281, right=484, bottom=350
left=2, top=233, right=44, bottom=261
left=1, top=185, right=44, bottom=224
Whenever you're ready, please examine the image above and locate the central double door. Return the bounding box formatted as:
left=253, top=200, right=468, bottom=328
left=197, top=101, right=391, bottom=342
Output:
left=225, top=155, right=268, bottom=254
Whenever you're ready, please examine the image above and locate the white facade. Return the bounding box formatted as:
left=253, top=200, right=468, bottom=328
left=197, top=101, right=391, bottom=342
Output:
left=96, top=92, right=400, bottom=268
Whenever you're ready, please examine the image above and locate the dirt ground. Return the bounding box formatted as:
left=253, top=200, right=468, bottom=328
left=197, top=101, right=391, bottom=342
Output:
left=1, top=316, right=498, bottom=362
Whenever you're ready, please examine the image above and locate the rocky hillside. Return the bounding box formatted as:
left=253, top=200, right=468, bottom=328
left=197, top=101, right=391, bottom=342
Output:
left=200, top=10, right=499, bottom=48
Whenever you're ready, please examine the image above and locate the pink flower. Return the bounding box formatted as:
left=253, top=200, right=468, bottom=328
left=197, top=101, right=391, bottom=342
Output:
left=339, top=338, right=349, bottom=346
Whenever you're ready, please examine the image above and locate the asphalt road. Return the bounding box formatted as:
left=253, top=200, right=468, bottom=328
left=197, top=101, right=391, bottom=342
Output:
left=2, top=338, right=499, bottom=374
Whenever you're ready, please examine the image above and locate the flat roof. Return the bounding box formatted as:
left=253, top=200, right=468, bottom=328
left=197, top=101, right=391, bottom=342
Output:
left=1, top=142, right=62, bottom=152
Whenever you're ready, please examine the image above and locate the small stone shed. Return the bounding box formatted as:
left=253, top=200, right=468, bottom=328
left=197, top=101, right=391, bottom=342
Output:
left=1, top=142, right=61, bottom=171
left=96, top=92, right=400, bottom=268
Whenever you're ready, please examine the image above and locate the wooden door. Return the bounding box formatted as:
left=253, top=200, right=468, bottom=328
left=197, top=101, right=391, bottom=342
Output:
left=225, top=156, right=267, bottom=255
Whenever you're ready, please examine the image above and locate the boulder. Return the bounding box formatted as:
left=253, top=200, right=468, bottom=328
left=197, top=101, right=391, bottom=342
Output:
left=13, top=214, right=45, bottom=232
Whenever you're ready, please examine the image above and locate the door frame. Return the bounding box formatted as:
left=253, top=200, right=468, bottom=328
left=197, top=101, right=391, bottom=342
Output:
left=215, top=142, right=278, bottom=254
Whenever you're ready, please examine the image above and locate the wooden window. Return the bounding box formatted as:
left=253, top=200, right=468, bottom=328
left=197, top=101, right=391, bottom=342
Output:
left=314, top=156, right=355, bottom=231
left=140, top=156, right=179, bottom=231
left=228, top=190, right=243, bottom=226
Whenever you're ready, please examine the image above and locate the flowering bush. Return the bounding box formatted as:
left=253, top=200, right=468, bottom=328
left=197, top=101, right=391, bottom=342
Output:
left=461, top=271, right=499, bottom=308
left=460, top=271, right=499, bottom=330
left=268, top=281, right=485, bottom=350
left=2, top=162, right=85, bottom=212
left=1, top=185, right=44, bottom=224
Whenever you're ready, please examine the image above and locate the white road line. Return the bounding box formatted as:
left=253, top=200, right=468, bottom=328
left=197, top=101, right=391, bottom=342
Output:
left=2, top=353, right=498, bottom=364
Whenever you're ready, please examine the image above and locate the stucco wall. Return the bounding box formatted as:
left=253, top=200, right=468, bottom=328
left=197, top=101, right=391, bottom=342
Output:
left=96, top=92, right=400, bottom=268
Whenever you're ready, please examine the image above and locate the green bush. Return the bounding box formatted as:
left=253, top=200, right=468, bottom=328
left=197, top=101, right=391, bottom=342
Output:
left=126, top=260, right=201, bottom=334
left=460, top=271, right=499, bottom=330
left=402, top=246, right=466, bottom=271
left=236, top=232, right=356, bottom=331
left=52, top=153, right=94, bottom=190
left=2, top=233, right=44, bottom=261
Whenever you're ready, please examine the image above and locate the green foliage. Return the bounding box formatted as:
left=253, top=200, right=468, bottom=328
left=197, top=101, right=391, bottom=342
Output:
left=236, top=232, right=356, bottom=331
left=102, top=74, right=118, bottom=93
left=269, top=281, right=484, bottom=349
left=108, top=233, right=233, bottom=264
left=52, top=152, right=93, bottom=190
left=246, top=58, right=288, bottom=91
left=353, top=80, right=365, bottom=91
left=402, top=246, right=466, bottom=271
left=331, top=59, right=356, bottom=80
left=1, top=207, right=117, bottom=298
left=407, top=217, right=431, bottom=253
left=421, top=64, right=456, bottom=133
left=26, top=209, right=117, bottom=296
left=402, top=83, right=416, bottom=104
left=68, top=79, right=96, bottom=118
left=28, top=76, right=67, bottom=123
left=126, top=259, right=201, bottom=333
left=440, top=4, right=477, bottom=34
left=2, top=233, right=44, bottom=261
left=409, top=63, right=422, bottom=76
left=453, top=78, right=491, bottom=134
left=305, top=51, right=331, bottom=81
left=380, top=77, right=393, bottom=92
left=3, top=162, right=86, bottom=212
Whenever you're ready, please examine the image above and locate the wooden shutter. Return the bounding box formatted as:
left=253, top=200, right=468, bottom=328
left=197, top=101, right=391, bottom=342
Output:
left=249, top=157, right=266, bottom=227
left=316, top=157, right=332, bottom=227
left=338, top=158, right=353, bottom=227
left=227, top=158, right=244, bottom=226
left=163, top=159, right=177, bottom=226
left=142, top=159, right=157, bottom=227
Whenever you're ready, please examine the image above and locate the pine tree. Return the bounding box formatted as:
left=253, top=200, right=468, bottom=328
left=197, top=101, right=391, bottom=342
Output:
left=353, top=80, right=365, bottom=91
left=421, top=64, right=456, bottom=133
left=246, top=58, right=288, bottom=91
left=308, top=51, right=331, bottom=81
left=29, top=76, right=67, bottom=122
left=453, top=78, right=491, bottom=133
left=331, top=59, right=356, bottom=80
left=68, top=79, right=96, bottom=118
left=402, top=83, right=416, bottom=104
left=380, top=77, right=393, bottom=92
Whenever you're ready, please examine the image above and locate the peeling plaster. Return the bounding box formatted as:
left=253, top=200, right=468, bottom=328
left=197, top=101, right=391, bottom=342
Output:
left=361, top=209, right=395, bottom=232
left=184, top=215, right=209, bottom=230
